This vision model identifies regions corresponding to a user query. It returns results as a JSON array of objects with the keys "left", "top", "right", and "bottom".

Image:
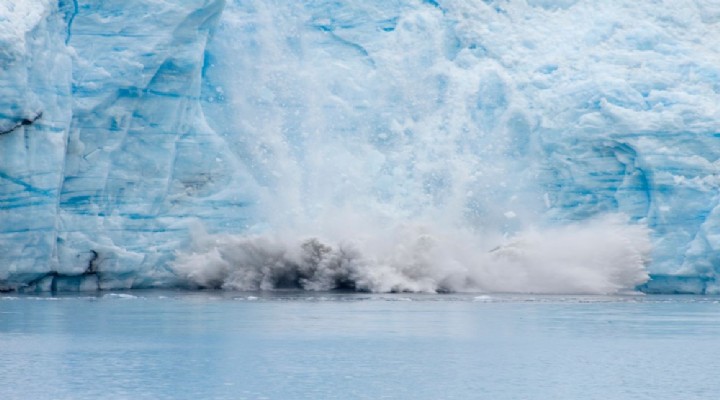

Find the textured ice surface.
[{"left": 1, "top": 0, "right": 719, "bottom": 293}]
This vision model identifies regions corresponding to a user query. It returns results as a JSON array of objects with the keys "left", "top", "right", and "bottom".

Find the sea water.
[{"left": 2, "top": 292, "right": 719, "bottom": 400}]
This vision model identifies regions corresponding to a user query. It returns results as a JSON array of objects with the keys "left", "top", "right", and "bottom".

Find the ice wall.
[
  {"left": 1, "top": 0, "right": 719, "bottom": 293},
  {"left": 0, "top": 0, "right": 72, "bottom": 288},
  {"left": 1, "top": 0, "right": 240, "bottom": 290}
]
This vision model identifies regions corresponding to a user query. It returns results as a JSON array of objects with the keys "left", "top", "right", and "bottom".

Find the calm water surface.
[{"left": 2, "top": 292, "right": 719, "bottom": 399}]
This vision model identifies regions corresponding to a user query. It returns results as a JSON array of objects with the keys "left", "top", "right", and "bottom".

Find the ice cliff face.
[
  {"left": 1, "top": 0, "right": 73, "bottom": 288},
  {"left": 1, "top": 0, "right": 234, "bottom": 290},
  {"left": 1, "top": 0, "right": 720, "bottom": 293}
]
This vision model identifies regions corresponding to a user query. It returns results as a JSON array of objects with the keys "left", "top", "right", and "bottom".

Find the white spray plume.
[{"left": 173, "top": 213, "right": 650, "bottom": 294}]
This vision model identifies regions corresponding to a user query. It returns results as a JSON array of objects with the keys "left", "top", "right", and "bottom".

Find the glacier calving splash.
[{"left": 1, "top": 0, "right": 719, "bottom": 293}]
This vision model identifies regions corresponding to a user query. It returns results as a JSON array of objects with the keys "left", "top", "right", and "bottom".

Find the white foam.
[{"left": 173, "top": 213, "right": 650, "bottom": 294}]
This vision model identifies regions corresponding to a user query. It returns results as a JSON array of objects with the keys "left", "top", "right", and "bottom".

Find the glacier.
[{"left": 1, "top": 0, "right": 719, "bottom": 293}]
